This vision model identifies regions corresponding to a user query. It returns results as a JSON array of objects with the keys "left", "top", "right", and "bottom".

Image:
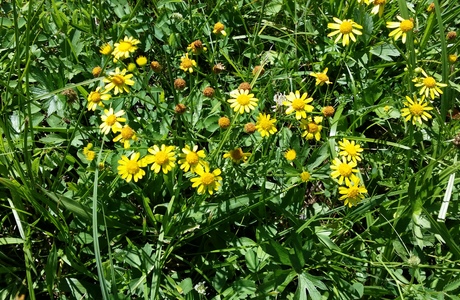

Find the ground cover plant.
[{"left": 1, "top": 0, "right": 460, "bottom": 298}]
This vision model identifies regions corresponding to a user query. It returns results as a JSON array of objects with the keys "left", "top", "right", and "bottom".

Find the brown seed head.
[
  {"left": 322, "top": 106, "right": 335, "bottom": 117},
  {"left": 62, "top": 89, "right": 78, "bottom": 103},
  {"left": 238, "top": 82, "right": 251, "bottom": 91},
  {"left": 150, "top": 61, "right": 162, "bottom": 73},
  {"left": 218, "top": 116, "right": 231, "bottom": 129},
  {"left": 244, "top": 122, "right": 256, "bottom": 134},
  {"left": 453, "top": 133, "right": 460, "bottom": 147},
  {"left": 203, "top": 86, "right": 215, "bottom": 98},
  {"left": 175, "top": 103, "right": 187, "bottom": 114},
  {"left": 174, "top": 78, "right": 187, "bottom": 90},
  {"left": 252, "top": 65, "right": 265, "bottom": 76},
  {"left": 212, "top": 63, "right": 225, "bottom": 74},
  {"left": 447, "top": 31, "right": 457, "bottom": 40}
]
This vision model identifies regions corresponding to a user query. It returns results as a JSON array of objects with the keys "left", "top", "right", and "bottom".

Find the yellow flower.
[
  {"left": 223, "top": 148, "right": 250, "bottom": 164},
  {"left": 127, "top": 63, "right": 137, "bottom": 72},
  {"left": 255, "top": 113, "right": 277, "bottom": 138},
  {"left": 327, "top": 18, "right": 363, "bottom": 46},
  {"left": 87, "top": 87, "right": 111, "bottom": 111},
  {"left": 213, "top": 22, "right": 227, "bottom": 36},
  {"left": 180, "top": 53, "right": 197, "bottom": 73},
  {"left": 99, "top": 108, "right": 126, "bottom": 135},
  {"left": 283, "top": 91, "right": 314, "bottom": 119},
  {"left": 400, "top": 95, "right": 433, "bottom": 125},
  {"left": 412, "top": 69, "right": 448, "bottom": 99},
  {"left": 285, "top": 149, "right": 296, "bottom": 161},
  {"left": 338, "top": 138, "right": 363, "bottom": 163},
  {"left": 103, "top": 68, "right": 135, "bottom": 95},
  {"left": 449, "top": 54, "right": 458, "bottom": 64},
  {"left": 300, "top": 171, "right": 311, "bottom": 182},
  {"left": 371, "top": 0, "right": 386, "bottom": 17},
  {"left": 136, "top": 56, "right": 148, "bottom": 67},
  {"left": 178, "top": 145, "right": 207, "bottom": 173},
  {"left": 112, "top": 36, "right": 141, "bottom": 60},
  {"left": 83, "top": 143, "right": 95, "bottom": 161},
  {"left": 310, "top": 68, "right": 332, "bottom": 86},
  {"left": 301, "top": 116, "right": 323, "bottom": 141},
  {"left": 113, "top": 125, "right": 137, "bottom": 149},
  {"left": 99, "top": 43, "right": 112, "bottom": 55},
  {"left": 330, "top": 157, "right": 359, "bottom": 186},
  {"left": 338, "top": 177, "right": 367, "bottom": 207},
  {"left": 227, "top": 89, "right": 258, "bottom": 114},
  {"left": 190, "top": 165, "right": 222, "bottom": 195},
  {"left": 387, "top": 16, "right": 414, "bottom": 44},
  {"left": 143, "top": 144, "right": 176, "bottom": 174},
  {"left": 358, "top": 0, "right": 370, "bottom": 4},
  {"left": 187, "top": 40, "right": 207, "bottom": 55},
  {"left": 117, "top": 152, "right": 145, "bottom": 183}
]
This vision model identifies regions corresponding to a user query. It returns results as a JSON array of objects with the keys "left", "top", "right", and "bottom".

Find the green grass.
[{"left": 1, "top": 0, "right": 460, "bottom": 299}]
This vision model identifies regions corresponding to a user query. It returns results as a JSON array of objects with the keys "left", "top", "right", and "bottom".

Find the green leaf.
[{"left": 45, "top": 243, "right": 58, "bottom": 295}]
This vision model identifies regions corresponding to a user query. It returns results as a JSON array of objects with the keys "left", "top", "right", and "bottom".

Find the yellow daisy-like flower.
[
  {"left": 371, "top": 0, "right": 386, "bottom": 17},
  {"left": 103, "top": 68, "right": 135, "bottom": 95},
  {"left": 338, "top": 177, "right": 367, "bottom": 208},
  {"left": 99, "top": 108, "right": 126, "bottom": 135},
  {"left": 143, "top": 144, "right": 176, "bottom": 174},
  {"left": 136, "top": 56, "right": 148, "bottom": 67},
  {"left": 300, "top": 171, "right": 311, "bottom": 182},
  {"left": 190, "top": 165, "right": 222, "bottom": 195},
  {"left": 283, "top": 91, "right": 314, "bottom": 119},
  {"left": 112, "top": 36, "right": 141, "bottom": 60},
  {"left": 227, "top": 89, "right": 258, "bottom": 114},
  {"left": 83, "top": 143, "right": 95, "bottom": 161},
  {"left": 285, "top": 149, "right": 297, "bottom": 161},
  {"left": 213, "top": 22, "right": 227, "bottom": 36},
  {"left": 301, "top": 116, "right": 323, "bottom": 141},
  {"left": 400, "top": 95, "right": 433, "bottom": 125},
  {"left": 178, "top": 145, "right": 207, "bottom": 173},
  {"left": 113, "top": 125, "right": 137, "bottom": 149},
  {"left": 330, "top": 157, "right": 359, "bottom": 186},
  {"left": 255, "top": 113, "right": 277, "bottom": 138},
  {"left": 117, "top": 152, "right": 145, "bottom": 183},
  {"left": 412, "top": 69, "right": 448, "bottom": 99},
  {"left": 180, "top": 53, "right": 197, "bottom": 73},
  {"left": 310, "top": 68, "right": 332, "bottom": 86},
  {"left": 223, "top": 148, "right": 250, "bottom": 164},
  {"left": 338, "top": 138, "right": 364, "bottom": 163},
  {"left": 87, "top": 87, "right": 111, "bottom": 111},
  {"left": 386, "top": 16, "right": 414, "bottom": 44},
  {"left": 327, "top": 18, "right": 363, "bottom": 46},
  {"left": 99, "top": 43, "right": 112, "bottom": 55}
]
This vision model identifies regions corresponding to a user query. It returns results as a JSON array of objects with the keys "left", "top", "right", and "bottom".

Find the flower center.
[
  {"left": 259, "top": 119, "right": 272, "bottom": 130},
  {"left": 409, "top": 103, "right": 424, "bottom": 116},
  {"left": 105, "top": 115, "right": 117, "bottom": 126},
  {"left": 201, "top": 173, "right": 215, "bottom": 185},
  {"left": 181, "top": 58, "right": 194, "bottom": 68},
  {"left": 126, "top": 160, "right": 140, "bottom": 174},
  {"left": 400, "top": 20, "right": 414, "bottom": 32},
  {"left": 374, "top": 0, "right": 385, "bottom": 4},
  {"left": 347, "top": 187, "right": 360, "bottom": 198},
  {"left": 345, "top": 144, "right": 357, "bottom": 155},
  {"left": 338, "top": 163, "right": 352, "bottom": 177},
  {"left": 423, "top": 77, "right": 436, "bottom": 88},
  {"left": 308, "top": 123, "right": 318, "bottom": 133},
  {"left": 292, "top": 99, "right": 305, "bottom": 111},
  {"left": 155, "top": 152, "right": 169, "bottom": 165},
  {"left": 118, "top": 41, "right": 133, "bottom": 52},
  {"left": 339, "top": 21, "right": 353, "bottom": 34},
  {"left": 300, "top": 171, "right": 310, "bottom": 182},
  {"left": 90, "top": 92, "right": 101, "bottom": 102},
  {"left": 237, "top": 94, "right": 251, "bottom": 106},
  {"left": 112, "top": 75, "right": 125, "bottom": 85},
  {"left": 317, "top": 73, "right": 329, "bottom": 82},
  {"left": 230, "top": 149, "right": 244, "bottom": 160},
  {"left": 186, "top": 152, "right": 199, "bottom": 165},
  {"left": 121, "top": 126, "right": 134, "bottom": 139}
]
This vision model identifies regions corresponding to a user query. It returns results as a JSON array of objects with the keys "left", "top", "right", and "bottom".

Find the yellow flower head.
[
  {"left": 83, "top": 143, "right": 95, "bottom": 161},
  {"left": 327, "top": 18, "right": 363, "bottom": 46},
  {"left": 178, "top": 145, "right": 207, "bottom": 173},
  {"left": 87, "top": 87, "right": 111, "bottom": 111},
  {"left": 227, "top": 89, "right": 258, "bottom": 114},
  {"left": 190, "top": 165, "right": 222, "bottom": 195},
  {"left": 330, "top": 157, "right": 359, "bottom": 186},
  {"left": 142, "top": 144, "right": 176, "bottom": 174},
  {"left": 400, "top": 95, "right": 433, "bottom": 125},
  {"left": 103, "top": 68, "right": 135, "bottom": 95},
  {"left": 387, "top": 16, "right": 414, "bottom": 44},
  {"left": 285, "top": 149, "right": 297, "bottom": 161},
  {"left": 300, "top": 171, "right": 311, "bottom": 182},
  {"left": 113, "top": 125, "right": 137, "bottom": 149},
  {"left": 255, "top": 113, "right": 277, "bottom": 138},
  {"left": 117, "top": 152, "right": 145, "bottom": 183},
  {"left": 338, "top": 138, "right": 363, "bottom": 163},
  {"left": 283, "top": 91, "right": 314, "bottom": 119},
  {"left": 112, "top": 36, "right": 141, "bottom": 60},
  {"left": 301, "top": 116, "right": 323, "bottom": 141},
  {"left": 99, "top": 43, "right": 112, "bottom": 55},
  {"left": 310, "top": 68, "right": 332, "bottom": 86},
  {"left": 187, "top": 40, "right": 207, "bottom": 55},
  {"left": 180, "top": 53, "right": 197, "bottom": 73},
  {"left": 136, "top": 56, "right": 148, "bottom": 67},
  {"left": 213, "top": 22, "right": 227, "bottom": 36},
  {"left": 223, "top": 148, "right": 250, "bottom": 164},
  {"left": 449, "top": 54, "right": 458, "bottom": 64},
  {"left": 412, "top": 69, "right": 448, "bottom": 99},
  {"left": 99, "top": 108, "right": 126, "bottom": 135},
  {"left": 338, "top": 177, "right": 367, "bottom": 207},
  {"left": 371, "top": 0, "right": 386, "bottom": 17},
  {"left": 357, "top": 0, "right": 370, "bottom": 4}
]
